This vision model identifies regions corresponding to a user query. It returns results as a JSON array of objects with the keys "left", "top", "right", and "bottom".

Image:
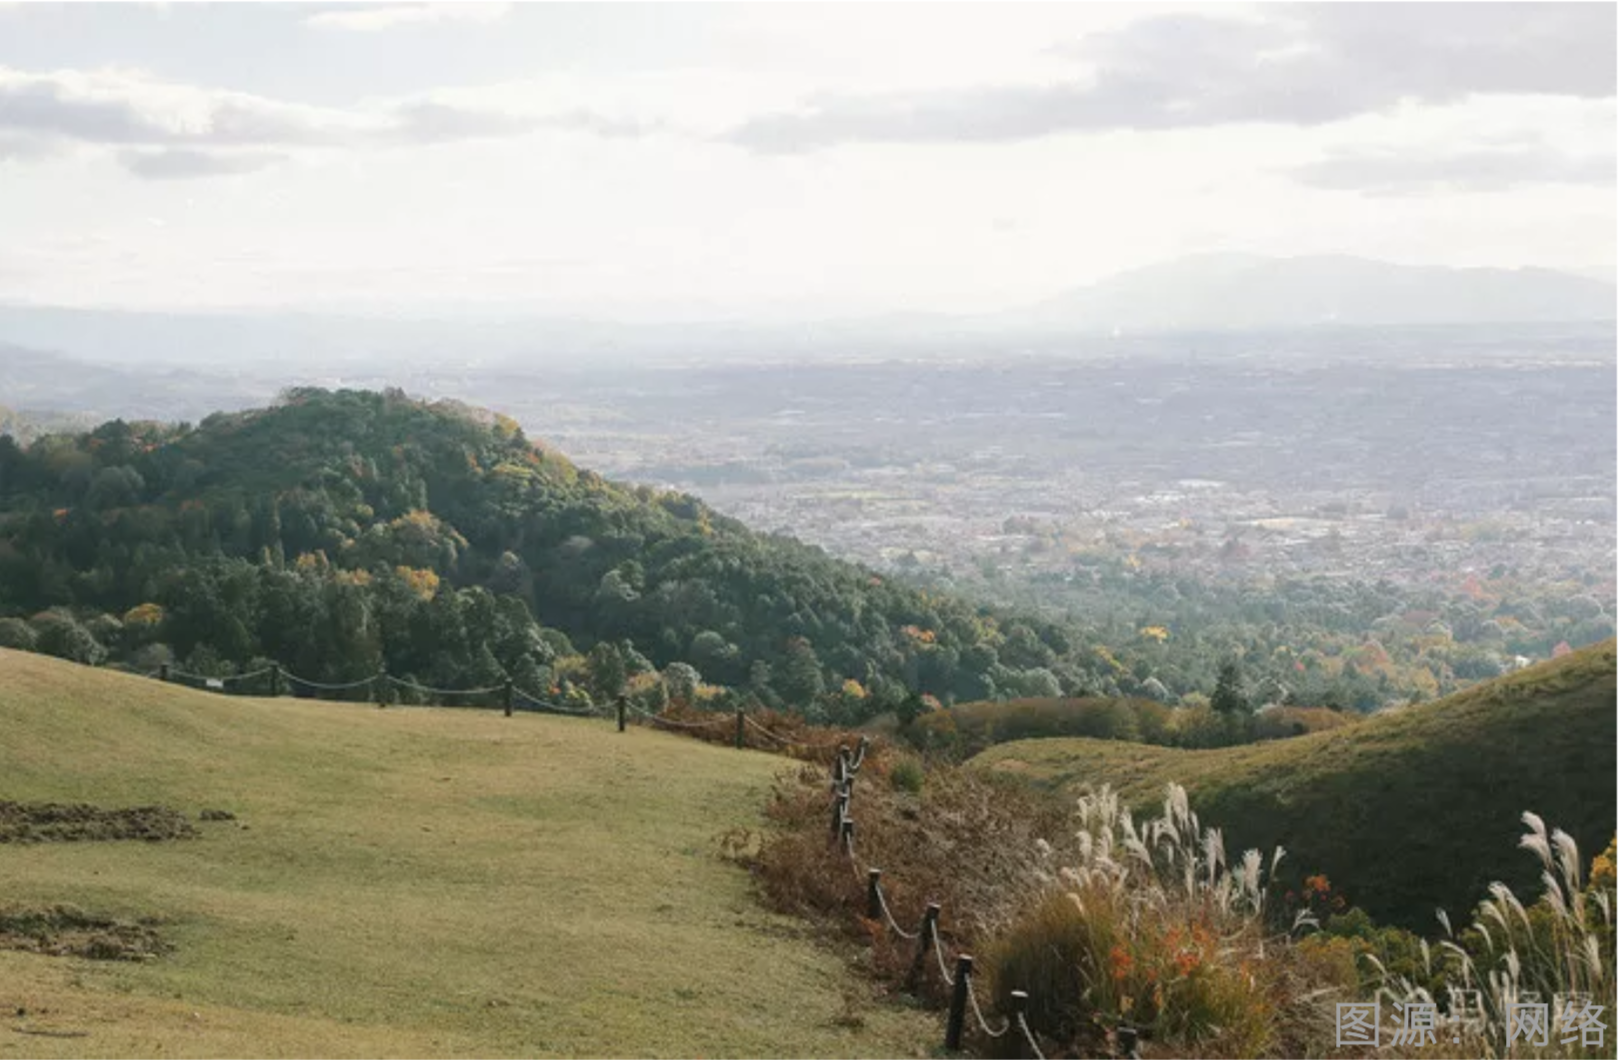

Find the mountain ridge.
[
  {"left": 1007, "top": 253, "right": 1616, "bottom": 332},
  {"left": 0, "top": 256, "right": 1611, "bottom": 369}
]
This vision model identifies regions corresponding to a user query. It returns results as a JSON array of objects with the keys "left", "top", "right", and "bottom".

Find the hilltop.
[
  {"left": 0, "top": 648, "right": 934, "bottom": 1057},
  {"left": 0, "top": 387, "right": 1092, "bottom": 722},
  {"left": 976, "top": 640, "right": 1617, "bottom": 930}
]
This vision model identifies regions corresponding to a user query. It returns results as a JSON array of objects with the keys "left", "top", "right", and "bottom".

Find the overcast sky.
[{"left": 0, "top": 1, "right": 1612, "bottom": 318}]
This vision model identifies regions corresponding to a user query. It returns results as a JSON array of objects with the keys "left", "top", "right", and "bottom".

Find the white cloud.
[
  {"left": 304, "top": 3, "right": 510, "bottom": 33},
  {"left": 0, "top": 3, "right": 1610, "bottom": 314},
  {"left": 726, "top": 4, "right": 1616, "bottom": 152},
  {"left": 1290, "top": 144, "right": 1615, "bottom": 196},
  {"left": 0, "top": 65, "right": 660, "bottom": 166},
  {"left": 119, "top": 147, "right": 285, "bottom": 180}
]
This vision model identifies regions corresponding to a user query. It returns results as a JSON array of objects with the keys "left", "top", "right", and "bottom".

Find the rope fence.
[
  {"left": 836, "top": 741, "right": 1049, "bottom": 1060},
  {"left": 147, "top": 658, "right": 817, "bottom": 735},
  {"left": 146, "top": 660, "right": 604, "bottom": 719}
]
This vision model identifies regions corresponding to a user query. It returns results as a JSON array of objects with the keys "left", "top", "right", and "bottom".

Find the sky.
[{"left": 0, "top": 1, "right": 1613, "bottom": 319}]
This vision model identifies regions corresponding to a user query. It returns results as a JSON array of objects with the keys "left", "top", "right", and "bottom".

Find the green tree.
[
  {"left": 1211, "top": 660, "right": 1250, "bottom": 716},
  {"left": 775, "top": 637, "right": 825, "bottom": 709},
  {"left": 30, "top": 610, "right": 106, "bottom": 666},
  {"left": 587, "top": 640, "right": 627, "bottom": 700},
  {"left": 663, "top": 661, "right": 701, "bottom": 704},
  {"left": 896, "top": 690, "right": 928, "bottom": 728},
  {"left": 467, "top": 643, "right": 507, "bottom": 692},
  {"left": 0, "top": 617, "right": 38, "bottom": 651}
]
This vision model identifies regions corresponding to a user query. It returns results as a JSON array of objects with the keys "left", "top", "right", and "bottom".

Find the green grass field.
[
  {"left": 976, "top": 640, "right": 1617, "bottom": 930},
  {"left": 0, "top": 649, "right": 934, "bottom": 1058}
]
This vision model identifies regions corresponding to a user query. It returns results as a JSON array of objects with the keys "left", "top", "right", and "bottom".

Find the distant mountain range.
[
  {"left": 0, "top": 254, "right": 1611, "bottom": 373},
  {"left": 1002, "top": 253, "right": 1616, "bottom": 333}
]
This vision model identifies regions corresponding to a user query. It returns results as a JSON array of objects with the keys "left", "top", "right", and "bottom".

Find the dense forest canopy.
[
  {"left": 0, "top": 389, "right": 1081, "bottom": 719},
  {"left": 0, "top": 388, "right": 1608, "bottom": 724}
]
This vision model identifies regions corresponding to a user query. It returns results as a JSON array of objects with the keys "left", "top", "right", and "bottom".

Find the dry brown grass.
[{"left": 737, "top": 747, "right": 1084, "bottom": 1060}]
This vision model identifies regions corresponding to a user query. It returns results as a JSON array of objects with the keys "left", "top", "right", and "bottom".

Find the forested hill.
[{"left": 0, "top": 387, "right": 1092, "bottom": 721}]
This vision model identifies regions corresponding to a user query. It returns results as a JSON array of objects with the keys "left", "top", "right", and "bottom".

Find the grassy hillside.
[
  {"left": 976, "top": 640, "right": 1616, "bottom": 930},
  {"left": 0, "top": 648, "right": 934, "bottom": 1058}
]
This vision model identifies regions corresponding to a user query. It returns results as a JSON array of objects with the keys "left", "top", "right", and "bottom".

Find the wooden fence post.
[
  {"left": 269, "top": 664, "right": 281, "bottom": 697},
  {"left": 945, "top": 954, "right": 973, "bottom": 1051},
  {"left": 375, "top": 666, "right": 389, "bottom": 708},
  {"left": 1117, "top": 1024, "right": 1140, "bottom": 1060},
  {"left": 503, "top": 679, "right": 514, "bottom": 717},
  {"left": 159, "top": 662, "right": 170, "bottom": 682},
  {"left": 908, "top": 903, "right": 941, "bottom": 989},
  {"left": 616, "top": 695, "right": 627, "bottom": 733},
  {"left": 831, "top": 791, "right": 849, "bottom": 837},
  {"left": 1009, "top": 991, "right": 1031, "bottom": 1059},
  {"left": 840, "top": 817, "right": 855, "bottom": 856},
  {"left": 866, "top": 868, "right": 883, "bottom": 920},
  {"left": 734, "top": 706, "right": 745, "bottom": 749}
]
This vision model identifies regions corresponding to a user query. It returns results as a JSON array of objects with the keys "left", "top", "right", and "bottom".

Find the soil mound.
[
  {"left": 0, "top": 905, "right": 170, "bottom": 961},
  {"left": 0, "top": 801, "right": 197, "bottom": 843}
]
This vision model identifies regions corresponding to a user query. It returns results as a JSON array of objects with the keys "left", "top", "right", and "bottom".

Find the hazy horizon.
[{"left": 1, "top": 2, "right": 1614, "bottom": 320}]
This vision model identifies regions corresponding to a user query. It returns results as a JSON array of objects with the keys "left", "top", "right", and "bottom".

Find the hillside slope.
[
  {"left": 0, "top": 649, "right": 934, "bottom": 1058},
  {"left": 976, "top": 640, "right": 1616, "bottom": 930},
  {"left": 0, "top": 387, "right": 1087, "bottom": 721}
]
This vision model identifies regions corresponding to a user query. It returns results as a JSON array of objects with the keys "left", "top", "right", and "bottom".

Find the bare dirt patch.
[
  {"left": 0, "top": 906, "right": 170, "bottom": 961},
  {"left": 0, "top": 801, "right": 197, "bottom": 843}
]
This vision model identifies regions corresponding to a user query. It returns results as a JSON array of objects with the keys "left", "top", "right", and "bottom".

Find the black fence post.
[
  {"left": 840, "top": 817, "right": 855, "bottom": 856},
  {"left": 616, "top": 695, "right": 627, "bottom": 732},
  {"left": 1117, "top": 1024, "right": 1140, "bottom": 1060},
  {"left": 945, "top": 954, "right": 973, "bottom": 1051},
  {"left": 908, "top": 903, "right": 941, "bottom": 989},
  {"left": 375, "top": 666, "right": 389, "bottom": 709},
  {"left": 734, "top": 706, "right": 745, "bottom": 749},
  {"left": 831, "top": 791, "right": 849, "bottom": 837},
  {"left": 1009, "top": 991, "right": 1031, "bottom": 1059},
  {"left": 866, "top": 868, "right": 883, "bottom": 920},
  {"left": 503, "top": 679, "right": 514, "bottom": 717},
  {"left": 159, "top": 662, "right": 170, "bottom": 682},
  {"left": 269, "top": 664, "right": 281, "bottom": 697}
]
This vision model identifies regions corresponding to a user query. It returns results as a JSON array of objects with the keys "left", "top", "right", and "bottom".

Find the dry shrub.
[
  {"left": 747, "top": 755, "right": 1072, "bottom": 1002},
  {"left": 979, "top": 784, "right": 1339, "bottom": 1058}
]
